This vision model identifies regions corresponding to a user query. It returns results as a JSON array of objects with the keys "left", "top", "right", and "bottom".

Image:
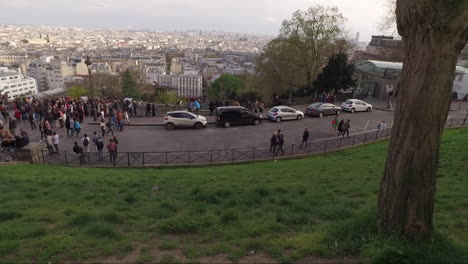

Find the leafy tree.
[
  {"left": 378, "top": 0, "right": 468, "bottom": 241},
  {"left": 313, "top": 52, "right": 356, "bottom": 94},
  {"left": 156, "top": 91, "right": 178, "bottom": 104},
  {"left": 68, "top": 85, "right": 87, "bottom": 99},
  {"left": 93, "top": 73, "right": 121, "bottom": 97},
  {"left": 121, "top": 70, "right": 141, "bottom": 99},
  {"left": 208, "top": 74, "right": 243, "bottom": 102}
]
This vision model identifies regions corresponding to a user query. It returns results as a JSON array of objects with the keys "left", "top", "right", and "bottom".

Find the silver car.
[
  {"left": 341, "top": 99, "right": 373, "bottom": 113},
  {"left": 267, "top": 106, "right": 304, "bottom": 122}
]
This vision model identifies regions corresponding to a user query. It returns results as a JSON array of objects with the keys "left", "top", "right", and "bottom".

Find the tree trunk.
[{"left": 378, "top": 0, "right": 468, "bottom": 241}]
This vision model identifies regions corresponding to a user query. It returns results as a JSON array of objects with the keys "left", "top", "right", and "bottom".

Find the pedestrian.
[
  {"left": 39, "top": 121, "right": 46, "bottom": 140},
  {"left": 93, "top": 131, "right": 99, "bottom": 151},
  {"left": 73, "top": 141, "right": 85, "bottom": 165},
  {"left": 81, "top": 133, "right": 90, "bottom": 153},
  {"left": 74, "top": 119, "right": 81, "bottom": 137},
  {"left": 299, "top": 128, "right": 309, "bottom": 149},
  {"left": 151, "top": 103, "right": 156, "bottom": 117},
  {"left": 378, "top": 121, "right": 387, "bottom": 137},
  {"left": 146, "top": 102, "right": 151, "bottom": 117},
  {"left": 259, "top": 101, "right": 264, "bottom": 114},
  {"left": 69, "top": 118, "right": 75, "bottom": 136},
  {"left": 96, "top": 136, "right": 104, "bottom": 160},
  {"left": 46, "top": 131, "right": 54, "bottom": 154},
  {"left": 107, "top": 139, "right": 117, "bottom": 163},
  {"left": 331, "top": 115, "right": 339, "bottom": 132},
  {"left": 209, "top": 101, "right": 215, "bottom": 116},
  {"left": 337, "top": 119, "right": 345, "bottom": 136},
  {"left": 124, "top": 111, "right": 130, "bottom": 125},
  {"left": 52, "top": 131, "right": 59, "bottom": 153},
  {"left": 106, "top": 117, "right": 115, "bottom": 136},
  {"left": 194, "top": 100, "right": 201, "bottom": 115},
  {"left": 112, "top": 136, "right": 119, "bottom": 152},
  {"left": 29, "top": 112, "right": 36, "bottom": 130},
  {"left": 100, "top": 119, "right": 106, "bottom": 137},
  {"left": 274, "top": 130, "right": 285, "bottom": 156},
  {"left": 342, "top": 120, "right": 350, "bottom": 138},
  {"left": 269, "top": 131, "right": 277, "bottom": 153}
]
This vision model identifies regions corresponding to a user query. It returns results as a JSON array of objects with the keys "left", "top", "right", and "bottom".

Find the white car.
[
  {"left": 341, "top": 99, "right": 373, "bottom": 113},
  {"left": 164, "top": 111, "right": 208, "bottom": 130},
  {"left": 267, "top": 106, "right": 304, "bottom": 122}
]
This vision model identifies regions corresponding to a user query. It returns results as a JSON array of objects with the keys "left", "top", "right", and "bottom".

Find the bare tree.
[{"left": 378, "top": 0, "right": 468, "bottom": 240}]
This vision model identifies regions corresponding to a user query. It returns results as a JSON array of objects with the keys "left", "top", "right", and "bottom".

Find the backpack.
[{"left": 83, "top": 137, "right": 89, "bottom": 146}]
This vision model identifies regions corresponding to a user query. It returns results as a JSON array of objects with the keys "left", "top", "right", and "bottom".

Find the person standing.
[
  {"left": 96, "top": 136, "right": 104, "bottom": 160},
  {"left": 100, "top": 119, "right": 106, "bottom": 137},
  {"left": 209, "top": 101, "right": 215, "bottom": 116},
  {"left": 106, "top": 117, "right": 115, "bottom": 136},
  {"left": 146, "top": 103, "right": 151, "bottom": 117},
  {"left": 299, "top": 128, "right": 309, "bottom": 149},
  {"left": 124, "top": 110, "right": 130, "bottom": 125},
  {"left": 52, "top": 131, "right": 59, "bottom": 153},
  {"left": 194, "top": 100, "right": 201, "bottom": 115},
  {"left": 342, "top": 120, "right": 351, "bottom": 138},
  {"left": 29, "top": 112, "right": 36, "bottom": 130},
  {"left": 259, "top": 101, "right": 264, "bottom": 115},
  {"left": 107, "top": 139, "right": 117, "bottom": 163},
  {"left": 73, "top": 141, "right": 85, "bottom": 165},
  {"left": 39, "top": 121, "right": 46, "bottom": 140},
  {"left": 269, "top": 131, "right": 277, "bottom": 153},
  {"left": 69, "top": 118, "right": 75, "bottom": 137},
  {"left": 274, "top": 130, "right": 285, "bottom": 156},
  {"left": 81, "top": 134, "right": 90, "bottom": 153},
  {"left": 377, "top": 121, "right": 387, "bottom": 137},
  {"left": 151, "top": 103, "right": 156, "bottom": 117}
]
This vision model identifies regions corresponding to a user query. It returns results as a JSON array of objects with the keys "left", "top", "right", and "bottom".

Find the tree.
[
  {"left": 208, "top": 74, "right": 243, "bottom": 102},
  {"left": 68, "top": 85, "right": 87, "bottom": 99},
  {"left": 93, "top": 73, "right": 121, "bottom": 97},
  {"left": 121, "top": 70, "right": 141, "bottom": 99},
  {"left": 279, "top": 6, "right": 348, "bottom": 91},
  {"left": 377, "top": 0, "right": 468, "bottom": 241},
  {"left": 313, "top": 52, "right": 356, "bottom": 94},
  {"left": 156, "top": 91, "right": 178, "bottom": 104}
]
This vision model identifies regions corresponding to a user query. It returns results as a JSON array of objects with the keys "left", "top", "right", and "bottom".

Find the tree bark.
[{"left": 378, "top": 0, "right": 468, "bottom": 241}]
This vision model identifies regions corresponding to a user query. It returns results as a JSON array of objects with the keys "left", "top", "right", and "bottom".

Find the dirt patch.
[
  {"left": 297, "top": 255, "right": 360, "bottom": 264},
  {"left": 89, "top": 246, "right": 142, "bottom": 264},
  {"left": 237, "top": 253, "right": 278, "bottom": 264},
  {"left": 198, "top": 254, "right": 232, "bottom": 263},
  {"left": 151, "top": 248, "right": 187, "bottom": 263}
]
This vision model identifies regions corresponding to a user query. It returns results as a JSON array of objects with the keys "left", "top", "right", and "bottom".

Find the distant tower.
[
  {"left": 39, "top": 33, "right": 42, "bottom": 39},
  {"left": 46, "top": 34, "right": 50, "bottom": 42},
  {"left": 355, "top": 32, "right": 360, "bottom": 44}
]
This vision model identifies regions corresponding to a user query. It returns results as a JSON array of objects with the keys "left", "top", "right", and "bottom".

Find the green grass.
[{"left": 0, "top": 128, "right": 467, "bottom": 263}]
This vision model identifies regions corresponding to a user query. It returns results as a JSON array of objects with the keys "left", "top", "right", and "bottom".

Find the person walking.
[
  {"left": 124, "top": 110, "right": 130, "bottom": 125},
  {"left": 96, "top": 136, "right": 104, "bottom": 161},
  {"left": 151, "top": 103, "right": 156, "bottom": 117},
  {"left": 337, "top": 119, "right": 345, "bottom": 136},
  {"left": 194, "top": 100, "right": 201, "bottom": 115},
  {"left": 100, "top": 119, "right": 106, "bottom": 137},
  {"left": 81, "top": 134, "right": 90, "bottom": 154},
  {"left": 299, "top": 128, "right": 309, "bottom": 149},
  {"left": 274, "top": 130, "right": 285, "bottom": 156},
  {"left": 73, "top": 141, "right": 85, "bottom": 165},
  {"left": 107, "top": 139, "right": 117, "bottom": 163},
  {"left": 209, "top": 101, "right": 215, "bottom": 116},
  {"left": 29, "top": 112, "right": 36, "bottom": 130},
  {"left": 39, "top": 121, "right": 46, "bottom": 140},
  {"left": 46, "top": 131, "right": 54, "bottom": 155},
  {"left": 74, "top": 119, "right": 81, "bottom": 137},
  {"left": 331, "top": 115, "right": 339, "bottom": 133},
  {"left": 69, "top": 118, "right": 75, "bottom": 137},
  {"left": 145, "top": 103, "right": 151, "bottom": 117},
  {"left": 342, "top": 120, "right": 351, "bottom": 138},
  {"left": 106, "top": 117, "right": 115, "bottom": 136},
  {"left": 377, "top": 121, "right": 387, "bottom": 137},
  {"left": 52, "top": 131, "right": 59, "bottom": 153},
  {"left": 269, "top": 131, "right": 277, "bottom": 153}
]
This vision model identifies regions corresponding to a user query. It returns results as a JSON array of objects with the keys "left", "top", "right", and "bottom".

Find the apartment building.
[{"left": 0, "top": 67, "right": 37, "bottom": 99}]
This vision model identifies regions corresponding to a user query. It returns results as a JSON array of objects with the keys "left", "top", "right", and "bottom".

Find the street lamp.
[{"left": 84, "top": 56, "right": 97, "bottom": 121}]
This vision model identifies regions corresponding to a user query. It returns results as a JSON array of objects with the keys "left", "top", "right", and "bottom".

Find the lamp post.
[{"left": 84, "top": 56, "right": 97, "bottom": 121}]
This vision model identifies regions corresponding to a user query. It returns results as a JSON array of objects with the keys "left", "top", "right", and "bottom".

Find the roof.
[
  {"left": 0, "top": 71, "right": 19, "bottom": 77},
  {"left": 167, "top": 110, "right": 194, "bottom": 114},
  {"left": 355, "top": 60, "right": 468, "bottom": 78}
]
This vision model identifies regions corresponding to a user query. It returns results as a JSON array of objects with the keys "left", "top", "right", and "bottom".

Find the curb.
[{"left": 86, "top": 117, "right": 271, "bottom": 127}]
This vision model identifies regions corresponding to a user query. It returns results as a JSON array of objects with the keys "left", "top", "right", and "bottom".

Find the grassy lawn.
[{"left": 0, "top": 128, "right": 467, "bottom": 263}]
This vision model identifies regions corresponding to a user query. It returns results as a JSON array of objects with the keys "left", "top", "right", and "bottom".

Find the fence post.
[
  {"left": 41, "top": 150, "right": 45, "bottom": 164},
  {"left": 189, "top": 152, "right": 191, "bottom": 164},
  {"left": 323, "top": 140, "right": 327, "bottom": 152},
  {"left": 291, "top": 144, "right": 295, "bottom": 155},
  {"left": 232, "top": 149, "right": 235, "bottom": 161},
  {"left": 210, "top": 151, "right": 213, "bottom": 163},
  {"left": 308, "top": 142, "right": 312, "bottom": 153},
  {"left": 352, "top": 135, "right": 356, "bottom": 146},
  {"left": 363, "top": 132, "right": 368, "bottom": 143},
  {"left": 165, "top": 152, "right": 168, "bottom": 164},
  {"left": 142, "top": 152, "right": 145, "bottom": 166},
  {"left": 375, "top": 131, "right": 379, "bottom": 140},
  {"left": 463, "top": 112, "right": 468, "bottom": 127},
  {"left": 386, "top": 128, "right": 390, "bottom": 137},
  {"left": 127, "top": 153, "right": 130, "bottom": 167},
  {"left": 64, "top": 152, "right": 68, "bottom": 164},
  {"left": 450, "top": 119, "right": 454, "bottom": 127},
  {"left": 252, "top": 147, "right": 256, "bottom": 160}
]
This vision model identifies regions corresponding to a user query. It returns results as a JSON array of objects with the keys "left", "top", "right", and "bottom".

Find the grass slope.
[{"left": 0, "top": 129, "right": 467, "bottom": 263}]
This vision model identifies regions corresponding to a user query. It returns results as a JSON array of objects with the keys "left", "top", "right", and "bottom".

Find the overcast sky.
[{"left": 0, "top": 0, "right": 390, "bottom": 41}]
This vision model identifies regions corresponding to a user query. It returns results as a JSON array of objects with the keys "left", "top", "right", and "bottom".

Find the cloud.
[{"left": 263, "top": 16, "right": 280, "bottom": 24}]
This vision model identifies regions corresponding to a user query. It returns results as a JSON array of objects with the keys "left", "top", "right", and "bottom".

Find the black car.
[
  {"left": 305, "top": 103, "right": 341, "bottom": 118},
  {"left": 216, "top": 106, "right": 262, "bottom": 128}
]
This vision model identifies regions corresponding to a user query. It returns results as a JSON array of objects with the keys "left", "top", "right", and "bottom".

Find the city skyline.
[{"left": 1, "top": 0, "right": 390, "bottom": 41}]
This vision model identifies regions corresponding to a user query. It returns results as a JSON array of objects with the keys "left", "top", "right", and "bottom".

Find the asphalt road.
[{"left": 13, "top": 109, "right": 397, "bottom": 152}]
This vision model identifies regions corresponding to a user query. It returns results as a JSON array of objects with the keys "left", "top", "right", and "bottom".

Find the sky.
[{"left": 0, "top": 0, "right": 391, "bottom": 42}]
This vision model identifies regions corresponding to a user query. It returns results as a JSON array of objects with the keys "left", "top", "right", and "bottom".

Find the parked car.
[
  {"left": 341, "top": 99, "right": 373, "bottom": 113},
  {"left": 216, "top": 106, "right": 262, "bottom": 128},
  {"left": 305, "top": 103, "right": 341, "bottom": 118},
  {"left": 164, "top": 111, "right": 207, "bottom": 130},
  {"left": 267, "top": 106, "right": 304, "bottom": 122}
]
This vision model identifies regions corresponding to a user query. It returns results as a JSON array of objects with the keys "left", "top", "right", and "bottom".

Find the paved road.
[{"left": 13, "top": 109, "right": 396, "bottom": 152}]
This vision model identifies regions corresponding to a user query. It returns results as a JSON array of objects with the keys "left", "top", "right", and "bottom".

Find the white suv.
[{"left": 164, "top": 111, "right": 208, "bottom": 130}]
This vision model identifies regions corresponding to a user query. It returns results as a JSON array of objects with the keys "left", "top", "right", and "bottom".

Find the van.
[{"left": 215, "top": 106, "right": 262, "bottom": 128}]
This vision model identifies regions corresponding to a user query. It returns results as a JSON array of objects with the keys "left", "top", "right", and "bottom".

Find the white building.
[
  {"left": 0, "top": 67, "right": 38, "bottom": 100},
  {"left": 149, "top": 74, "right": 203, "bottom": 98},
  {"left": 27, "top": 60, "right": 73, "bottom": 91}
]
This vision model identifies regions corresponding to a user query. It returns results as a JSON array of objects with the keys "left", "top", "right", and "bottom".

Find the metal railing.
[{"left": 33, "top": 117, "right": 467, "bottom": 167}]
